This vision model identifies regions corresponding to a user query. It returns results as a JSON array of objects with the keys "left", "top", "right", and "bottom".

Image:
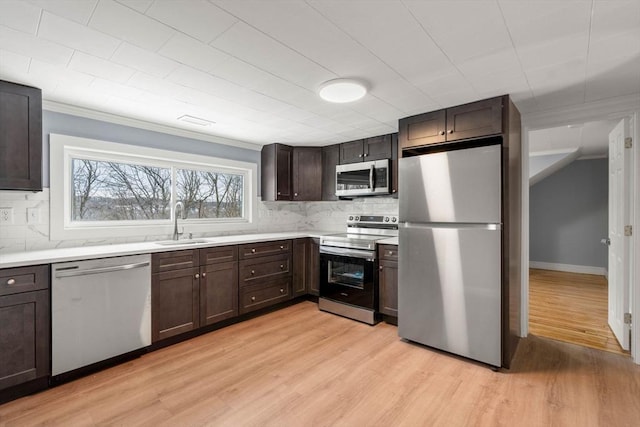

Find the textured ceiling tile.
[
  {"left": 111, "top": 42, "right": 180, "bottom": 78},
  {"left": 0, "top": 25, "right": 73, "bottom": 66},
  {"left": 158, "top": 33, "right": 231, "bottom": 73},
  {"left": 115, "top": 0, "right": 154, "bottom": 14},
  {"left": 39, "top": 11, "right": 120, "bottom": 58},
  {"left": 89, "top": 0, "right": 175, "bottom": 50},
  {"left": 146, "top": 0, "right": 237, "bottom": 44},
  {"left": 68, "top": 51, "right": 136, "bottom": 83},
  {"left": 28, "top": 0, "right": 99, "bottom": 25},
  {"left": 211, "top": 21, "right": 335, "bottom": 88},
  {"left": 0, "top": 0, "right": 41, "bottom": 34},
  {"left": 0, "top": 49, "right": 31, "bottom": 79}
]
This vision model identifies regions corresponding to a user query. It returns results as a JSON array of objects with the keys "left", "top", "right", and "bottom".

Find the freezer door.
[
  {"left": 399, "top": 144, "right": 501, "bottom": 223},
  {"left": 398, "top": 223, "right": 502, "bottom": 367}
]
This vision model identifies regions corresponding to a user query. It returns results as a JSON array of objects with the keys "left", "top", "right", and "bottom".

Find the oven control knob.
[
  {"left": 392, "top": 217, "right": 397, "bottom": 222},
  {"left": 384, "top": 216, "right": 389, "bottom": 222},
  {"left": 349, "top": 216, "right": 354, "bottom": 221}
]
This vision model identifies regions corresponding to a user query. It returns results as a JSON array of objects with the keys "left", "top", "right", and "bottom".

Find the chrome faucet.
[{"left": 172, "top": 201, "right": 186, "bottom": 240}]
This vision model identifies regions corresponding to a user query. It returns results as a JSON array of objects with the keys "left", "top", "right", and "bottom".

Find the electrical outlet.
[
  {"left": 0, "top": 208, "right": 14, "bottom": 224},
  {"left": 27, "top": 207, "right": 40, "bottom": 224}
]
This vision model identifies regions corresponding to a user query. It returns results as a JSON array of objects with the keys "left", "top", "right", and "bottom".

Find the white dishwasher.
[{"left": 52, "top": 254, "right": 152, "bottom": 376}]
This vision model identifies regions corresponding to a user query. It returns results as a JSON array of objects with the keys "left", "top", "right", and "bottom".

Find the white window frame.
[{"left": 50, "top": 133, "right": 258, "bottom": 241}]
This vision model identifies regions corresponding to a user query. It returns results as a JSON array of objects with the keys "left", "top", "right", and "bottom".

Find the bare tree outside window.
[
  {"left": 176, "top": 168, "right": 243, "bottom": 219},
  {"left": 71, "top": 159, "right": 243, "bottom": 222},
  {"left": 71, "top": 159, "right": 171, "bottom": 221}
]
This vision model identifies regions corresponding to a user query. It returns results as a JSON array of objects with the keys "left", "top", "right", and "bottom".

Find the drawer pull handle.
[
  {"left": 251, "top": 296, "right": 256, "bottom": 302},
  {"left": 251, "top": 270, "right": 255, "bottom": 275},
  {"left": 280, "top": 288, "right": 284, "bottom": 293},
  {"left": 202, "top": 272, "right": 206, "bottom": 277},
  {"left": 6, "top": 278, "right": 16, "bottom": 286},
  {"left": 251, "top": 248, "right": 256, "bottom": 253},
  {"left": 195, "top": 273, "right": 200, "bottom": 279},
  {"left": 280, "top": 245, "right": 284, "bottom": 249},
  {"left": 280, "top": 264, "right": 284, "bottom": 269},
  {"left": 388, "top": 251, "right": 394, "bottom": 256}
]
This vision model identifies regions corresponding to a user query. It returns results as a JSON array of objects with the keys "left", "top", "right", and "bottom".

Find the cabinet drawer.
[
  {"left": 200, "top": 245, "right": 238, "bottom": 265},
  {"left": 152, "top": 249, "right": 199, "bottom": 273},
  {"left": 239, "top": 240, "right": 291, "bottom": 259},
  {"left": 239, "top": 278, "right": 291, "bottom": 314},
  {"left": 0, "top": 265, "right": 49, "bottom": 296},
  {"left": 378, "top": 245, "right": 398, "bottom": 261},
  {"left": 239, "top": 254, "right": 291, "bottom": 285}
]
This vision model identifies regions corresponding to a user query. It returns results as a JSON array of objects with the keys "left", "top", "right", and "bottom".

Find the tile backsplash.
[{"left": 0, "top": 189, "right": 398, "bottom": 254}]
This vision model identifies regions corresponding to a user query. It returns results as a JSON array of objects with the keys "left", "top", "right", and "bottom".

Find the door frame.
[{"left": 520, "top": 94, "right": 640, "bottom": 363}]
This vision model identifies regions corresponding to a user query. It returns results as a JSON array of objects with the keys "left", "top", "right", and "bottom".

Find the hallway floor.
[{"left": 529, "top": 268, "right": 627, "bottom": 355}]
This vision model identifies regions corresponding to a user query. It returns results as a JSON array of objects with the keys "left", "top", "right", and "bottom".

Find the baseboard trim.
[{"left": 530, "top": 261, "right": 607, "bottom": 276}]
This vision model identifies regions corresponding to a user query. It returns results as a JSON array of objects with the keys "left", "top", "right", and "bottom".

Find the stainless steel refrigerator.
[{"left": 398, "top": 143, "right": 503, "bottom": 367}]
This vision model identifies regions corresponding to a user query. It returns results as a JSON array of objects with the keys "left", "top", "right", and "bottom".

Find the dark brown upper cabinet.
[
  {"left": 321, "top": 144, "right": 339, "bottom": 201},
  {"left": 292, "top": 147, "right": 321, "bottom": 201},
  {"left": 261, "top": 144, "right": 321, "bottom": 201},
  {"left": 339, "top": 135, "right": 393, "bottom": 164},
  {"left": 0, "top": 80, "right": 42, "bottom": 191},
  {"left": 399, "top": 96, "right": 504, "bottom": 150},
  {"left": 261, "top": 143, "right": 293, "bottom": 201}
]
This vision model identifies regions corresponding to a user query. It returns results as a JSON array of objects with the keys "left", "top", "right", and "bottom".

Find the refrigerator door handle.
[{"left": 399, "top": 222, "right": 502, "bottom": 231}]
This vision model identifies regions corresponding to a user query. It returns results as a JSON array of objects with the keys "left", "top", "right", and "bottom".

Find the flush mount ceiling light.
[
  {"left": 177, "top": 115, "right": 215, "bottom": 126},
  {"left": 318, "top": 78, "right": 367, "bottom": 103}
]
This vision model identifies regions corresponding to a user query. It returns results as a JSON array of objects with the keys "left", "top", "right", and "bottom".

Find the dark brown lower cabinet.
[
  {"left": 293, "top": 238, "right": 320, "bottom": 297},
  {"left": 378, "top": 245, "right": 398, "bottom": 318},
  {"left": 239, "top": 241, "right": 292, "bottom": 314},
  {"left": 0, "top": 265, "right": 50, "bottom": 392},
  {"left": 152, "top": 267, "right": 200, "bottom": 342},
  {"left": 239, "top": 277, "right": 291, "bottom": 314},
  {"left": 200, "top": 261, "right": 238, "bottom": 326}
]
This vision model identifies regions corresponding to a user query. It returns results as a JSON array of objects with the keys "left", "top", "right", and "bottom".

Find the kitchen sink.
[{"left": 154, "top": 239, "right": 209, "bottom": 246}]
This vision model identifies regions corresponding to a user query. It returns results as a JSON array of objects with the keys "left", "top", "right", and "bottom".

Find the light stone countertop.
[
  {"left": 0, "top": 230, "right": 339, "bottom": 269},
  {"left": 377, "top": 237, "right": 398, "bottom": 245}
]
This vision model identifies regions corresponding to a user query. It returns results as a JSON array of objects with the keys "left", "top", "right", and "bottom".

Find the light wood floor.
[
  {"left": 2, "top": 301, "right": 640, "bottom": 426},
  {"left": 529, "top": 268, "right": 627, "bottom": 355}
]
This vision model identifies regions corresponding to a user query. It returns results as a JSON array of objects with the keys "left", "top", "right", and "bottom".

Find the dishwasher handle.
[{"left": 54, "top": 261, "right": 150, "bottom": 278}]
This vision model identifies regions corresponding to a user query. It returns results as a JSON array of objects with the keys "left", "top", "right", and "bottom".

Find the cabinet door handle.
[
  {"left": 6, "top": 278, "right": 16, "bottom": 285},
  {"left": 280, "top": 264, "right": 284, "bottom": 269},
  {"left": 294, "top": 192, "right": 298, "bottom": 197},
  {"left": 251, "top": 248, "right": 256, "bottom": 253},
  {"left": 202, "top": 272, "right": 206, "bottom": 277},
  {"left": 448, "top": 130, "right": 453, "bottom": 134},
  {"left": 280, "top": 288, "right": 284, "bottom": 293},
  {"left": 363, "top": 153, "right": 368, "bottom": 157},
  {"left": 439, "top": 131, "right": 445, "bottom": 136},
  {"left": 251, "top": 270, "right": 255, "bottom": 275},
  {"left": 195, "top": 273, "right": 200, "bottom": 279},
  {"left": 277, "top": 191, "right": 281, "bottom": 195},
  {"left": 280, "top": 245, "right": 284, "bottom": 249},
  {"left": 358, "top": 154, "right": 362, "bottom": 158},
  {"left": 379, "top": 266, "right": 383, "bottom": 271},
  {"left": 251, "top": 296, "right": 256, "bottom": 302}
]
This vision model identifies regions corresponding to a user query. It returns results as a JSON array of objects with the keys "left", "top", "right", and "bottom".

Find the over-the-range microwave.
[{"left": 335, "top": 158, "right": 390, "bottom": 197}]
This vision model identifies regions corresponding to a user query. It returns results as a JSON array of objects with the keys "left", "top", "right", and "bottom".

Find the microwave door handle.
[{"left": 369, "top": 164, "right": 374, "bottom": 190}]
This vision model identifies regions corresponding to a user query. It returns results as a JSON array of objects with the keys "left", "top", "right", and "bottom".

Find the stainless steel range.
[{"left": 319, "top": 214, "right": 398, "bottom": 325}]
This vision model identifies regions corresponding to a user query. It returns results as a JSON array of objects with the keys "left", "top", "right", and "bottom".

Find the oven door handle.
[{"left": 320, "top": 246, "right": 376, "bottom": 261}]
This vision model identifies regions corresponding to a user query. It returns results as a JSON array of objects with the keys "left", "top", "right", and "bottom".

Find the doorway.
[{"left": 523, "top": 113, "right": 637, "bottom": 359}]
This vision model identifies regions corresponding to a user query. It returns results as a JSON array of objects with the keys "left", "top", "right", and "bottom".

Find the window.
[{"left": 50, "top": 134, "right": 257, "bottom": 240}]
